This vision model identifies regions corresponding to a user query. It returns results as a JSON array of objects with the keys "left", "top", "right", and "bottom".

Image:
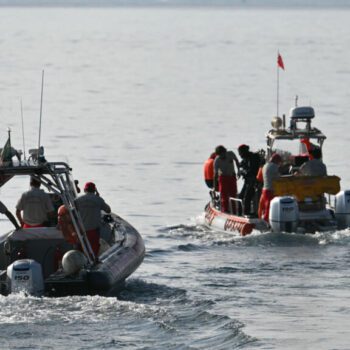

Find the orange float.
[{"left": 57, "top": 205, "right": 78, "bottom": 245}]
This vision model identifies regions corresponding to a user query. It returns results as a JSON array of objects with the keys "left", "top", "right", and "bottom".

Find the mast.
[
  {"left": 38, "top": 70, "right": 45, "bottom": 151},
  {"left": 277, "top": 61, "right": 279, "bottom": 116},
  {"left": 20, "top": 99, "right": 26, "bottom": 161}
]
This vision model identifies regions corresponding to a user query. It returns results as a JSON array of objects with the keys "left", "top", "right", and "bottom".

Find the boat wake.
[
  {"left": 119, "top": 279, "right": 256, "bottom": 349},
  {"left": 162, "top": 219, "right": 350, "bottom": 249},
  {"left": 0, "top": 279, "right": 256, "bottom": 349}
]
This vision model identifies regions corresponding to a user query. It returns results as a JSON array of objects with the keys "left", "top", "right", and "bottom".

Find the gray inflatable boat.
[{"left": 0, "top": 146, "right": 145, "bottom": 297}]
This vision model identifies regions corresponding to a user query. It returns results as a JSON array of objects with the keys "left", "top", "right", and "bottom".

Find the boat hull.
[
  {"left": 204, "top": 202, "right": 269, "bottom": 235},
  {"left": 0, "top": 214, "right": 145, "bottom": 297}
]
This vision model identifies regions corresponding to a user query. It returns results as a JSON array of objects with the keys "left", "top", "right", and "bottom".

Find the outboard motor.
[
  {"left": 334, "top": 190, "right": 350, "bottom": 229},
  {"left": 6, "top": 259, "right": 44, "bottom": 296},
  {"left": 269, "top": 196, "right": 299, "bottom": 233}
]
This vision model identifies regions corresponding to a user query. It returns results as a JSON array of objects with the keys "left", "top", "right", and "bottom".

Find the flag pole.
[
  {"left": 38, "top": 69, "right": 44, "bottom": 151},
  {"left": 277, "top": 51, "right": 280, "bottom": 117},
  {"left": 20, "top": 98, "right": 26, "bottom": 161}
]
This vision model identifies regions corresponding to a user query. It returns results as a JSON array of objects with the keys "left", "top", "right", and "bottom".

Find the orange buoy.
[{"left": 57, "top": 205, "right": 78, "bottom": 245}]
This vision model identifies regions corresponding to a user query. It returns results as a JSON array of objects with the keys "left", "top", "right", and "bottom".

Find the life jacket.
[
  {"left": 57, "top": 205, "right": 78, "bottom": 245},
  {"left": 300, "top": 138, "right": 314, "bottom": 159},
  {"left": 204, "top": 158, "right": 214, "bottom": 181},
  {"left": 256, "top": 166, "right": 263, "bottom": 183}
]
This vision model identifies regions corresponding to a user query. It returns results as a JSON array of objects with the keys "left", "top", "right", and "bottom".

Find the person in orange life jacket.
[
  {"left": 75, "top": 182, "right": 111, "bottom": 257},
  {"left": 213, "top": 145, "right": 239, "bottom": 213},
  {"left": 300, "top": 138, "right": 319, "bottom": 160},
  {"left": 0, "top": 201, "right": 20, "bottom": 230},
  {"left": 203, "top": 152, "right": 216, "bottom": 188},
  {"left": 16, "top": 177, "right": 55, "bottom": 228},
  {"left": 258, "top": 153, "right": 282, "bottom": 221},
  {"left": 237, "top": 144, "right": 261, "bottom": 215}
]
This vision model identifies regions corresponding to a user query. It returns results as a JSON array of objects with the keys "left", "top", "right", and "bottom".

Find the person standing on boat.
[
  {"left": 213, "top": 145, "right": 239, "bottom": 213},
  {"left": 15, "top": 177, "right": 55, "bottom": 228},
  {"left": 297, "top": 148, "right": 327, "bottom": 176},
  {"left": 258, "top": 153, "right": 282, "bottom": 221},
  {"left": 237, "top": 144, "right": 261, "bottom": 216},
  {"left": 203, "top": 152, "right": 216, "bottom": 188},
  {"left": 0, "top": 201, "right": 20, "bottom": 230},
  {"left": 75, "top": 182, "right": 111, "bottom": 256}
]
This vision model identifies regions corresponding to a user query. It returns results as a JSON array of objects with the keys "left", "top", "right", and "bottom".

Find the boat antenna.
[
  {"left": 38, "top": 69, "right": 45, "bottom": 151},
  {"left": 295, "top": 95, "right": 298, "bottom": 107},
  {"left": 20, "top": 98, "right": 26, "bottom": 161},
  {"left": 7, "top": 127, "right": 11, "bottom": 147}
]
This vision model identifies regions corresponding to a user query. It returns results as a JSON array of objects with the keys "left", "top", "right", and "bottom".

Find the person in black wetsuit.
[{"left": 238, "top": 144, "right": 261, "bottom": 216}]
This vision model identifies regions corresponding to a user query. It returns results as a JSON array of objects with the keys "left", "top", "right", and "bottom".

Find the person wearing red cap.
[
  {"left": 75, "top": 181, "right": 111, "bottom": 256},
  {"left": 258, "top": 153, "right": 282, "bottom": 221},
  {"left": 203, "top": 152, "right": 216, "bottom": 188}
]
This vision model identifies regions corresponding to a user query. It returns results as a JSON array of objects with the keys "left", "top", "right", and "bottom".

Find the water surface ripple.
[{"left": 1, "top": 5, "right": 350, "bottom": 350}]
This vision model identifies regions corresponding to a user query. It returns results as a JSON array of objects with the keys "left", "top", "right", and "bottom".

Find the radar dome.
[
  {"left": 62, "top": 250, "right": 87, "bottom": 275},
  {"left": 271, "top": 116, "right": 283, "bottom": 129}
]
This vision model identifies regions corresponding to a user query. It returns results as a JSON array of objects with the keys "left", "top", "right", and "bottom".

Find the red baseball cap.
[{"left": 84, "top": 182, "right": 96, "bottom": 192}]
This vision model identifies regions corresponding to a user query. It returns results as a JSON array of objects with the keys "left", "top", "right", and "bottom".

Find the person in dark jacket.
[{"left": 238, "top": 144, "right": 261, "bottom": 215}]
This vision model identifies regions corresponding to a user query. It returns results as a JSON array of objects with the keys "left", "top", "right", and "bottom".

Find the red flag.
[{"left": 277, "top": 53, "right": 285, "bottom": 70}]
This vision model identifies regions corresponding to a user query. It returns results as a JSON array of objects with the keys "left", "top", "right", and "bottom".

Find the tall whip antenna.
[
  {"left": 20, "top": 98, "right": 26, "bottom": 161},
  {"left": 38, "top": 69, "right": 45, "bottom": 151}
]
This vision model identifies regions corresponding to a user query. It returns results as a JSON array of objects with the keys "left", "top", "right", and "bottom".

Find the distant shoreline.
[{"left": 0, "top": 1, "right": 349, "bottom": 9}]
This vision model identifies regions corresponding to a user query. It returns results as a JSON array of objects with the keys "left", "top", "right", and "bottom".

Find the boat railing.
[
  {"left": 50, "top": 171, "right": 96, "bottom": 265},
  {"left": 210, "top": 191, "right": 245, "bottom": 216},
  {"left": 209, "top": 190, "right": 220, "bottom": 210},
  {"left": 326, "top": 193, "right": 335, "bottom": 209},
  {"left": 229, "top": 197, "right": 244, "bottom": 216}
]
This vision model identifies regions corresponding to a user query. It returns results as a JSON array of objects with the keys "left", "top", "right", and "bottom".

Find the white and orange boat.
[{"left": 204, "top": 104, "right": 350, "bottom": 235}]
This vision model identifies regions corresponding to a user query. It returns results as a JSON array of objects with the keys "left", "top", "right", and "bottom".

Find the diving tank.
[
  {"left": 334, "top": 190, "right": 350, "bottom": 229},
  {"left": 269, "top": 196, "right": 299, "bottom": 233}
]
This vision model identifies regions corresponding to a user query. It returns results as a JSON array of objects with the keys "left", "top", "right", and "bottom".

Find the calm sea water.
[{"left": 0, "top": 6, "right": 350, "bottom": 350}]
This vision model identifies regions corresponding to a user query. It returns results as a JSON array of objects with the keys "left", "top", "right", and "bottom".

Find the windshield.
[
  {"left": 270, "top": 138, "right": 323, "bottom": 175},
  {"left": 272, "top": 139, "right": 307, "bottom": 158}
]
